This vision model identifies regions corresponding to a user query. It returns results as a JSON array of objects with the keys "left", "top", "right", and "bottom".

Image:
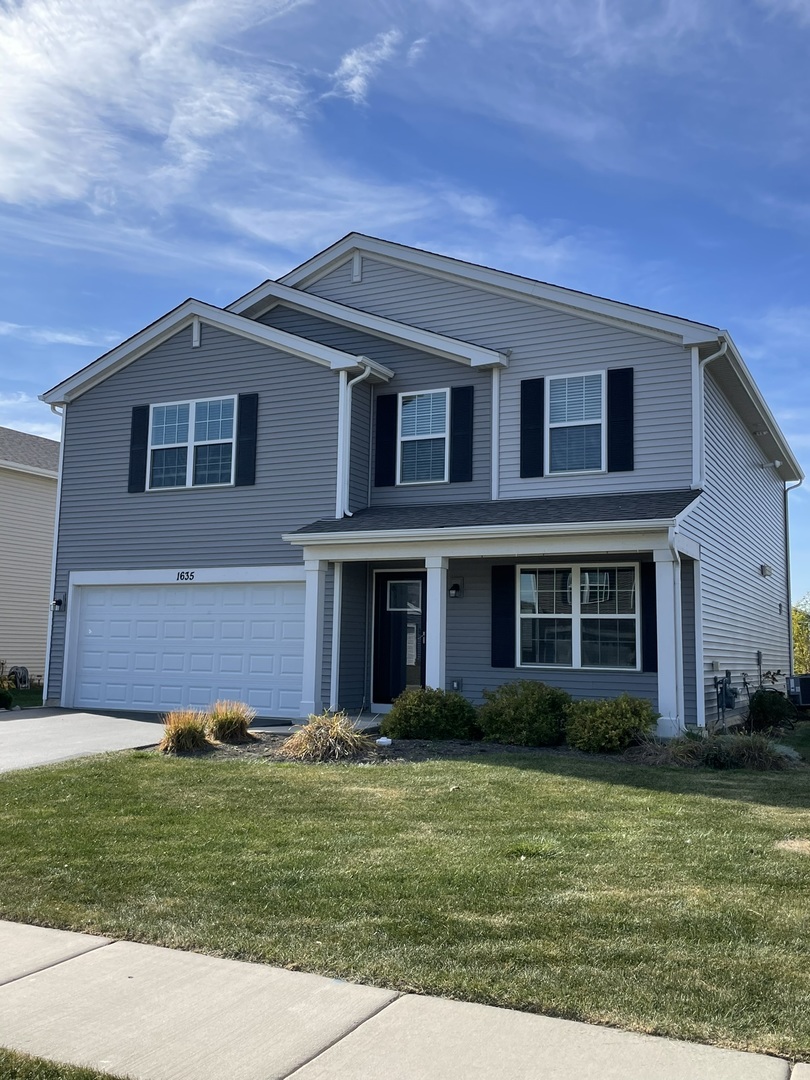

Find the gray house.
[{"left": 40, "top": 234, "right": 803, "bottom": 734}]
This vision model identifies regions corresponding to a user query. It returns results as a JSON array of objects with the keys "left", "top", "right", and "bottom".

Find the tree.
[{"left": 793, "top": 593, "right": 810, "bottom": 673}]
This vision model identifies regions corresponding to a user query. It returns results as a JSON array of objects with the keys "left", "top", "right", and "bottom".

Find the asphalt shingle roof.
[
  {"left": 0, "top": 426, "right": 59, "bottom": 473},
  {"left": 294, "top": 489, "right": 701, "bottom": 535}
]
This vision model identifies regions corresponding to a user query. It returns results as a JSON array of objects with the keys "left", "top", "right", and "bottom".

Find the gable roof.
[
  {"left": 0, "top": 426, "right": 59, "bottom": 477},
  {"left": 40, "top": 298, "right": 394, "bottom": 406}
]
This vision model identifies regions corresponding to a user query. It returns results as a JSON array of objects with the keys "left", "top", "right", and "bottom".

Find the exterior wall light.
[{"left": 449, "top": 581, "right": 463, "bottom": 599}]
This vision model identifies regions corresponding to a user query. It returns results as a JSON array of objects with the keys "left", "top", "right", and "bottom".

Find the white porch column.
[
  {"left": 300, "top": 559, "right": 327, "bottom": 717},
  {"left": 424, "top": 556, "right": 448, "bottom": 689},
  {"left": 654, "top": 550, "right": 681, "bottom": 736}
]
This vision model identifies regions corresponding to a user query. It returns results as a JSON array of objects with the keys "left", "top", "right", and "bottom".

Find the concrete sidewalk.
[{"left": 0, "top": 920, "right": 798, "bottom": 1080}]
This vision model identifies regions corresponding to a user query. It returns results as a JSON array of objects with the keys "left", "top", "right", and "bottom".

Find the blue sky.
[{"left": 1, "top": 0, "right": 809, "bottom": 594}]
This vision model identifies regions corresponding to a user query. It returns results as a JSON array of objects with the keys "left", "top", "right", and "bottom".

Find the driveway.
[{"left": 0, "top": 708, "right": 162, "bottom": 774}]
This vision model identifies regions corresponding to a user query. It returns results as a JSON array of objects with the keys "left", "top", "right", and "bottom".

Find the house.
[
  {"left": 39, "top": 235, "right": 803, "bottom": 734},
  {"left": 0, "top": 426, "right": 59, "bottom": 682}
]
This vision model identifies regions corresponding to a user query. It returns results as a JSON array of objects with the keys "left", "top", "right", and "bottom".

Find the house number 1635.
[{"left": 176, "top": 571, "right": 196, "bottom": 581}]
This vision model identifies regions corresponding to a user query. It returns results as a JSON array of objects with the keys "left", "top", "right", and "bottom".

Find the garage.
[{"left": 67, "top": 577, "right": 305, "bottom": 718}]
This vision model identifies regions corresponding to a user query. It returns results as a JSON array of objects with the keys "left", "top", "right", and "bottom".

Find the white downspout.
[
  {"left": 340, "top": 364, "right": 372, "bottom": 518},
  {"left": 42, "top": 403, "right": 66, "bottom": 705},
  {"left": 786, "top": 478, "right": 804, "bottom": 673},
  {"left": 696, "top": 337, "right": 728, "bottom": 488},
  {"left": 335, "top": 371, "right": 349, "bottom": 518},
  {"left": 491, "top": 366, "right": 501, "bottom": 501}
]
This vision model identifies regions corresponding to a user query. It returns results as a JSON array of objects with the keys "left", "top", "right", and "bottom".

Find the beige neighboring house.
[{"left": 0, "top": 426, "right": 59, "bottom": 682}]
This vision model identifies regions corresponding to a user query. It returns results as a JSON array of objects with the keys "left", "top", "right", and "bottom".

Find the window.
[
  {"left": 397, "top": 389, "right": 449, "bottom": 484},
  {"left": 547, "top": 372, "right": 605, "bottom": 473},
  {"left": 148, "top": 396, "right": 236, "bottom": 489},
  {"left": 518, "top": 564, "right": 639, "bottom": 669}
]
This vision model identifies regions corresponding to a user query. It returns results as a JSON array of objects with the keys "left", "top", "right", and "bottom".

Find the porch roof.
[{"left": 292, "top": 489, "right": 701, "bottom": 537}]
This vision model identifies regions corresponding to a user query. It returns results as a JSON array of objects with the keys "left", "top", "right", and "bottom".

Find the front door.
[{"left": 372, "top": 572, "right": 427, "bottom": 705}]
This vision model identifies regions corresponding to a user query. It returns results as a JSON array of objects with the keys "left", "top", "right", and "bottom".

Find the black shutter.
[
  {"left": 374, "top": 394, "right": 397, "bottom": 487},
  {"left": 607, "top": 368, "right": 634, "bottom": 472},
  {"left": 640, "top": 561, "right": 658, "bottom": 673},
  {"left": 128, "top": 405, "right": 149, "bottom": 493},
  {"left": 449, "top": 385, "right": 474, "bottom": 483},
  {"left": 491, "top": 565, "right": 516, "bottom": 668},
  {"left": 520, "top": 378, "right": 545, "bottom": 478},
  {"left": 235, "top": 393, "right": 258, "bottom": 487}
]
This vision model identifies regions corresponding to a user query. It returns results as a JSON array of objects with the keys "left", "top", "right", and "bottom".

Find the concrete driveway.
[{"left": 0, "top": 708, "right": 162, "bottom": 774}]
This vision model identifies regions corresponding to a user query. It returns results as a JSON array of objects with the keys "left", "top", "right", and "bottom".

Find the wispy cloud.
[
  {"left": 0, "top": 393, "right": 61, "bottom": 440},
  {"left": 329, "top": 28, "right": 403, "bottom": 104},
  {"left": 756, "top": 0, "right": 810, "bottom": 24},
  {"left": 0, "top": 320, "right": 118, "bottom": 347}
]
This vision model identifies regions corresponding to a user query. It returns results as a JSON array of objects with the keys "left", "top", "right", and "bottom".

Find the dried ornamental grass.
[
  {"left": 206, "top": 699, "right": 257, "bottom": 743},
  {"left": 158, "top": 709, "right": 210, "bottom": 753},
  {"left": 279, "top": 711, "right": 376, "bottom": 761}
]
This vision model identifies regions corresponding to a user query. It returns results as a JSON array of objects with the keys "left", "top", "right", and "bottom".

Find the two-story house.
[{"left": 40, "top": 235, "right": 802, "bottom": 734}]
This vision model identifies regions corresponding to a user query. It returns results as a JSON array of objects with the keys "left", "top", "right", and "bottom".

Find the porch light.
[{"left": 449, "top": 581, "right": 463, "bottom": 599}]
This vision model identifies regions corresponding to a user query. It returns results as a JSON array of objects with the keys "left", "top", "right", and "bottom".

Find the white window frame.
[
  {"left": 517, "top": 562, "right": 640, "bottom": 671},
  {"left": 545, "top": 370, "right": 606, "bottom": 476},
  {"left": 146, "top": 395, "right": 237, "bottom": 491},
  {"left": 396, "top": 388, "right": 450, "bottom": 486}
]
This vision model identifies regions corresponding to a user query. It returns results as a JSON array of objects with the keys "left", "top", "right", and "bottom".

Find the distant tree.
[{"left": 793, "top": 593, "right": 810, "bottom": 673}]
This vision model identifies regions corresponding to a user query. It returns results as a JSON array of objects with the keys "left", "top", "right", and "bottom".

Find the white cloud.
[
  {"left": 0, "top": 393, "right": 62, "bottom": 440},
  {"left": 0, "top": 320, "right": 118, "bottom": 347},
  {"left": 328, "top": 28, "right": 403, "bottom": 104},
  {"left": 756, "top": 0, "right": 810, "bottom": 23}
]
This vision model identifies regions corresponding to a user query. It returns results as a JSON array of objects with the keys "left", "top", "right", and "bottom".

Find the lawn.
[
  {"left": 0, "top": 1048, "right": 127, "bottom": 1079},
  {"left": 780, "top": 717, "right": 810, "bottom": 761},
  {"left": 1, "top": 751, "right": 809, "bottom": 1060}
]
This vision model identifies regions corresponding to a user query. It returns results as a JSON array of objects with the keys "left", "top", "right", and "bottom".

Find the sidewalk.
[{"left": 0, "top": 920, "right": 799, "bottom": 1080}]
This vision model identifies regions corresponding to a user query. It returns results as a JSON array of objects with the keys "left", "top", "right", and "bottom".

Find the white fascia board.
[
  {"left": 40, "top": 300, "right": 392, "bottom": 405},
  {"left": 0, "top": 459, "right": 58, "bottom": 480},
  {"left": 69, "top": 566, "right": 306, "bottom": 587},
  {"left": 279, "top": 234, "right": 721, "bottom": 347},
  {"left": 228, "top": 280, "right": 508, "bottom": 369}
]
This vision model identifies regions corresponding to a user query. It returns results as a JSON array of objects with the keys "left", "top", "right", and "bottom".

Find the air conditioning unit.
[{"left": 786, "top": 675, "right": 810, "bottom": 707}]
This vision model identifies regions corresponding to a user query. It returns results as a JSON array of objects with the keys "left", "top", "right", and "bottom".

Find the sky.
[{"left": 1, "top": 0, "right": 809, "bottom": 594}]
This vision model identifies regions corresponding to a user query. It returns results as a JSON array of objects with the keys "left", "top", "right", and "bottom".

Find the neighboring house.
[
  {"left": 0, "top": 426, "right": 59, "bottom": 681},
  {"left": 40, "top": 235, "right": 803, "bottom": 733}
]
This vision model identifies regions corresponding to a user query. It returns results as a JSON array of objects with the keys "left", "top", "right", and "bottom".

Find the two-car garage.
[{"left": 63, "top": 570, "right": 306, "bottom": 719}]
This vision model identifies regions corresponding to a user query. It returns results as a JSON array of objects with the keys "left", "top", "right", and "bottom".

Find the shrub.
[
  {"left": 0, "top": 688, "right": 12, "bottom": 710},
  {"left": 380, "top": 687, "right": 478, "bottom": 740},
  {"left": 206, "top": 699, "right": 257, "bottom": 743},
  {"left": 158, "top": 709, "right": 210, "bottom": 753},
  {"left": 566, "top": 694, "right": 658, "bottom": 753},
  {"left": 280, "top": 711, "right": 376, "bottom": 761},
  {"left": 477, "top": 680, "right": 570, "bottom": 746},
  {"left": 701, "top": 732, "right": 788, "bottom": 770},
  {"left": 747, "top": 688, "right": 796, "bottom": 733}
]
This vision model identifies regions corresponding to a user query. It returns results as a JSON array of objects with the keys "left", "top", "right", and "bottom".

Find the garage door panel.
[{"left": 72, "top": 580, "right": 305, "bottom": 718}]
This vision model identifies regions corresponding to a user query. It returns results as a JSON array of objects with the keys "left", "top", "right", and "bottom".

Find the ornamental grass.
[
  {"left": 158, "top": 709, "right": 210, "bottom": 753},
  {"left": 206, "top": 699, "right": 258, "bottom": 744},
  {"left": 279, "top": 710, "right": 375, "bottom": 761}
]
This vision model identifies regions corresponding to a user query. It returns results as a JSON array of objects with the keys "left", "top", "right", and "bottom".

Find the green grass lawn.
[
  {"left": 780, "top": 717, "right": 810, "bottom": 761},
  {"left": 0, "top": 1048, "right": 128, "bottom": 1079},
  {"left": 1, "top": 751, "right": 809, "bottom": 1060}
]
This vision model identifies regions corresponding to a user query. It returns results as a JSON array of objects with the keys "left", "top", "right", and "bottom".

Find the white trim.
[
  {"left": 329, "top": 562, "right": 343, "bottom": 711},
  {"left": 351, "top": 252, "right": 362, "bottom": 283},
  {"left": 40, "top": 298, "right": 394, "bottom": 405},
  {"left": 545, "top": 370, "right": 606, "bottom": 476},
  {"left": 228, "top": 280, "right": 508, "bottom": 369},
  {"left": 491, "top": 367, "right": 501, "bottom": 500},
  {"left": 672, "top": 532, "right": 700, "bottom": 560},
  {"left": 396, "top": 388, "right": 450, "bottom": 486},
  {"left": 0, "top": 458, "right": 58, "bottom": 480},
  {"left": 42, "top": 407, "right": 66, "bottom": 703},
  {"left": 146, "top": 395, "right": 237, "bottom": 491},
  {"left": 693, "top": 558, "right": 706, "bottom": 728},
  {"left": 425, "top": 556, "right": 448, "bottom": 689},
  {"left": 301, "top": 560, "right": 327, "bottom": 716},
  {"left": 654, "top": 550, "right": 681, "bottom": 736},
  {"left": 279, "top": 235, "right": 721, "bottom": 346},
  {"left": 68, "top": 566, "right": 306, "bottom": 587},
  {"left": 192, "top": 316, "right": 201, "bottom": 348},
  {"left": 691, "top": 345, "right": 702, "bottom": 488},
  {"left": 516, "top": 562, "right": 641, "bottom": 673}
]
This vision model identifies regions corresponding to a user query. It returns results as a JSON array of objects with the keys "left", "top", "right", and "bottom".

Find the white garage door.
[{"left": 71, "top": 581, "right": 305, "bottom": 718}]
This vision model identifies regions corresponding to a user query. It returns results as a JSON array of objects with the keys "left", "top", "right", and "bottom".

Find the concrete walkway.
[
  {"left": 0, "top": 709, "right": 163, "bottom": 773},
  {"left": 0, "top": 920, "right": 798, "bottom": 1080}
]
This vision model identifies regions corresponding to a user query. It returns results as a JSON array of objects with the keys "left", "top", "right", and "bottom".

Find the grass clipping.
[{"left": 279, "top": 711, "right": 376, "bottom": 762}]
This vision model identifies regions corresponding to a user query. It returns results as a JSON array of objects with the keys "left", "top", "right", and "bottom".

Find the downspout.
[
  {"left": 668, "top": 525, "right": 685, "bottom": 730},
  {"left": 42, "top": 403, "right": 66, "bottom": 705},
  {"left": 341, "top": 364, "right": 372, "bottom": 517},
  {"left": 785, "top": 477, "right": 804, "bottom": 674},
  {"left": 696, "top": 337, "right": 728, "bottom": 487}
]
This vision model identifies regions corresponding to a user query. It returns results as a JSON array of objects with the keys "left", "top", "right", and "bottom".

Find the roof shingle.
[{"left": 0, "top": 426, "right": 59, "bottom": 473}]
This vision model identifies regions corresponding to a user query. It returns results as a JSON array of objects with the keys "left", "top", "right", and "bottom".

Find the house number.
[{"left": 176, "top": 571, "right": 196, "bottom": 581}]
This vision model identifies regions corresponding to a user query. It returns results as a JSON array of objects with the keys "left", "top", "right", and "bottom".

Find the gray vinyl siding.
[
  {"left": 445, "top": 558, "right": 659, "bottom": 708},
  {"left": 306, "top": 256, "right": 694, "bottom": 497},
  {"left": 47, "top": 322, "right": 339, "bottom": 701},
  {"left": 261, "top": 304, "right": 492, "bottom": 506},
  {"left": 680, "top": 558, "right": 698, "bottom": 727},
  {"left": 338, "top": 561, "right": 369, "bottom": 710},
  {"left": 679, "top": 371, "right": 790, "bottom": 723}
]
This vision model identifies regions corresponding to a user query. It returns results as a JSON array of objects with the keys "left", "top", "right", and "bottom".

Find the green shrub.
[
  {"left": 566, "top": 694, "right": 658, "bottom": 753},
  {"left": 279, "top": 711, "right": 375, "bottom": 761},
  {"left": 206, "top": 699, "right": 257, "bottom": 743},
  {"left": 0, "top": 688, "right": 12, "bottom": 709},
  {"left": 158, "top": 709, "right": 210, "bottom": 753},
  {"left": 701, "top": 732, "right": 788, "bottom": 770},
  {"left": 747, "top": 688, "right": 796, "bottom": 733},
  {"left": 477, "top": 680, "right": 570, "bottom": 746},
  {"left": 380, "top": 687, "right": 478, "bottom": 740}
]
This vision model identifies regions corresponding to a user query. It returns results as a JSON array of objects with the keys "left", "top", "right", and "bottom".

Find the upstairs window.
[
  {"left": 148, "top": 396, "right": 236, "bottom": 489},
  {"left": 547, "top": 372, "right": 605, "bottom": 473},
  {"left": 398, "top": 389, "right": 449, "bottom": 484}
]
